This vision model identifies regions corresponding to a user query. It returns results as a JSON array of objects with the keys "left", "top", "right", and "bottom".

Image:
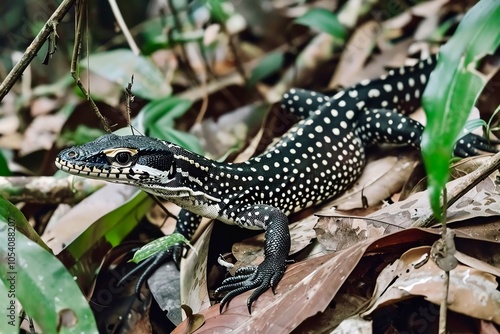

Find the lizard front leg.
[
  {"left": 216, "top": 204, "right": 291, "bottom": 313},
  {"left": 122, "top": 209, "right": 202, "bottom": 294}
]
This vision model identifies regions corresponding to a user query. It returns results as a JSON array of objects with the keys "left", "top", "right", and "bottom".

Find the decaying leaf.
[
  {"left": 176, "top": 229, "right": 447, "bottom": 333},
  {"left": 362, "top": 246, "right": 500, "bottom": 324},
  {"left": 180, "top": 223, "right": 214, "bottom": 314},
  {"left": 365, "top": 169, "right": 500, "bottom": 229},
  {"left": 314, "top": 215, "right": 390, "bottom": 252}
]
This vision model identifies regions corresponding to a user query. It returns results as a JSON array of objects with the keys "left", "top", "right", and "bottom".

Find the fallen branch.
[{"left": 0, "top": 176, "right": 105, "bottom": 204}]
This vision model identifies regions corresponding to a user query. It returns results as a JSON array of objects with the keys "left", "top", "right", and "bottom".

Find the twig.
[
  {"left": 222, "top": 24, "right": 247, "bottom": 83},
  {"left": 0, "top": 176, "right": 105, "bottom": 204},
  {"left": 439, "top": 270, "right": 450, "bottom": 333},
  {"left": 108, "top": 0, "right": 141, "bottom": 55},
  {"left": 167, "top": 0, "right": 199, "bottom": 85},
  {"left": 70, "top": 0, "right": 110, "bottom": 132},
  {"left": 438, "top": 189, "right": 449, "bottom": 333},
  {"left": 125, "top": 75, "right": 134, "bottom": 129},
  {"left": 0, "top": 0, "right": 76, "bottom": 101},
  {"left": 412, "top": 151, "right": 500, "bottom": 227}
]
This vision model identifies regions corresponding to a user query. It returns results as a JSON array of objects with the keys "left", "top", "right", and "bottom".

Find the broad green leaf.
[
  {"left": 294, "top": 8, "right": 346, "bottom": 40},
  {"left": 140, "top": 96, "right": 204, "bottom": 154},
  {"left": 0, "top": 150, "right": 11, "bottom": 176},
  {"left": 59, "top": 190, "right": 154, "bottom": 290},
  {"left": 0, "top": 196, "right": 97, "bottom": 333},
  {"left": 82, "top": 49, "right": 172, "bottom": 100},
  {"left": 457, "top": 118, "right": 487, "bottom": 140},
  {"left": 131, "top": 233, "right": 193, "bottom": 263},
  {"left": 0, "top": 279, "right": 17, "bottom": 334},
  {"left": 421, "top": 0, "right": 500, "bottom": 220},
  {"left": 248, "top": 51, "right": 285, "bottom": 87}
]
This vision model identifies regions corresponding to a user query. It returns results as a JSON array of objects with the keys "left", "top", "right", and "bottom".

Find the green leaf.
[
  {"left": 0, "top": 279, "right": 17, "bottom": 334},
  {"left": 205, "top": 0, "right": 232, "bottom": 23},
  {"left": 54, "top": 189, "right": 154, "bottom": 293},
  {"left": 131, "top": 233, "right": 193, "bottom": 263},
  {"left": 457, "top": 118, "right": 487, "bottom": 140},
  {"left": 248, "top": 51, "right": 285, "bottom": 87},
  {"left": 60, "top": 125, "right": 107, "bottom": 146},
  {"left": 294, "top": 8, "right": 346, "bottom": 40},
  {"left": 421, "top": 0, "right": 500, "bottom": 220},
  {"left": 0, "top": 196, "right": 98, "bottom": 333},
  {"left": 0, "top": 150, "right": 11, "bottom": 176},
  {"left": 82, "top": 49, "right": 172, "bottom": 100},
  {"left": 140, "top": 96, "right": 204, "bottom": 154}
]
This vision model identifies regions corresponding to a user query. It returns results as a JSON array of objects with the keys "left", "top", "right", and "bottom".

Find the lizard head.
[{"left": 55, "top": 134, "right": 180, "bottom": 187}]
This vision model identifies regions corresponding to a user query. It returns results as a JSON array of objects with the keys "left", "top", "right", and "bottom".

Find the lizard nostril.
[{"left": 67, "top": 151, "right": 78, "bottom": 158}]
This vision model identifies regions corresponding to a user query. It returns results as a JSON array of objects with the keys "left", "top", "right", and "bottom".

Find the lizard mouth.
[{"left": 55, "top": 156, "right": 130, "bottom": 182}]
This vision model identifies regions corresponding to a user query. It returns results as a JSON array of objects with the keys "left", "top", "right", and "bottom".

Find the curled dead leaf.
[{"left": 362, "top": 246, "right": 500, "bottom": 324}]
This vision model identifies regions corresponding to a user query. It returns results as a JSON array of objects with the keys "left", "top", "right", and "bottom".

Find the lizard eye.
[{"left": 115, "top": 151, "right": 132, "bottom": 165}]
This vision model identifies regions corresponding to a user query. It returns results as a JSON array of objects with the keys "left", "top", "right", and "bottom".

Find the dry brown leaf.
[
  {"left": 329, "top": 21, "right": 380, "bottom": 88},
  {"left": 355, "top": 39, "right": 415, "bottom": 80},
  {"left": 362, "top": 246, "right": 500, "bottom": 324},
  {"left": 175, "top": 229, "right": 446, "bottom": 333},
  {"left": 292, "top": 294, "right": 369, "bottom": 333},
  {"left": 455, "top": 250, "right": 500, "bottom": 277},
  {"left": 365, "top": 169, "right": 500, "bottom": 229},
  {"left": 173, "top": 305, "right": 205, "bottom": 334},
  {"left": 401, "top": 155, "right": 493, "bottom": 200},
  {"left": 181, "top": 223, "right": 214, "bottom": 314},
  {"left": 30, "top": 96, "right": 60, "bottom": 116},
  {"left": 314, "top": 216, "right": 390, "bottom": 252},
  {"left": 332, "top": 316, "right": 372, "bottom": 334},
  {"left": 19, "top": 114, "right": 65, "bottom": 156}
]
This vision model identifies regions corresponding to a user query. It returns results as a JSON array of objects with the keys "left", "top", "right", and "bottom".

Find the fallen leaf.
[
  {"left": 362, "top": 246, "right": 500, "bottom": 324},
  {"left": 181, "top": 223, "right": 214, "bottom": 314},
  {"left": 329, "top": 21, "right": 380, "bottom": 89},
  {"left": 175, "top": 229, "right": 445, "bottom": 333}
]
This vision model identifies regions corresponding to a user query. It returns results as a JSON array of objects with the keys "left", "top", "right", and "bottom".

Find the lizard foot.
[
  {"left": 119, "top": 243, "right": 186, "bottom": 299},
  {"left": 215, "top": 256, "right": 287, "bottom": 314},
  {"left": 454, "top": 133, "right": 499, "bottom": 157}
]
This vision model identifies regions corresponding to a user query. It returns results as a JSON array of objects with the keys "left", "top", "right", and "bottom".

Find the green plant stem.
[{"left": 0, "top": 0, "right": 76, "bottom": 101}]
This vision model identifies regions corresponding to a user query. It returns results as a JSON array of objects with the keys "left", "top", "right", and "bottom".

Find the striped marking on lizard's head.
[{"left": 55, "top": 134, "right": 180, "bottom": 186}]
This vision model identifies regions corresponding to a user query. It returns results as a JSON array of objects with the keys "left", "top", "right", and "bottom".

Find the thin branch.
[
  {"left": 412, "top": 151, "right": 500, "bottom": 227},
  {"left": 125, "top": 75, "right": 134, "bottom": 127},
  {"left": 222, "top": 24, "right": 247, "bottom": 83},
  {"left": 0, "top": 0, "right": 76, "bottom": 101},
  {"left": 0, "top": 176, "right": 105, "bottom": 204},
  {"left": 70, "top": 0, "right": 110, "bottom": 132},
  {"left": 439, "top": 270, "right": 450, "bottom": 333},
  {"left": 108, "top": 0, "right": 140, "bottom": 55},
  {"left": 167, "top": 0, "right": 199, "bottom": 85},
  {"left": 438, "top": 189, "right": 448, "bottom": 334}
]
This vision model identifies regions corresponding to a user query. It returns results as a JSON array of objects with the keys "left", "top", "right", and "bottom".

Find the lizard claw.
[{"left": 215, "top": 257, "right": 287, "bottom": 314}]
